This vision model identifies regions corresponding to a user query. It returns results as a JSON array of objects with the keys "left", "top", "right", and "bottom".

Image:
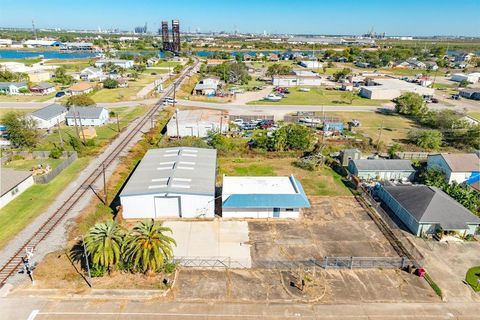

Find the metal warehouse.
[
  {"left": 222, "top": 175, "right": 310, "bottom": 219},
  {"left": 120, "top": 147, "right": 217, "bottom": 219}
]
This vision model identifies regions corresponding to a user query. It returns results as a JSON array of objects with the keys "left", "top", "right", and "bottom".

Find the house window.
[
  {"left": 286, "top": 208, "right": 294, "bottom": 212},
  {"left": 11, "top": 187, "right": 19, "bottom": 196}
]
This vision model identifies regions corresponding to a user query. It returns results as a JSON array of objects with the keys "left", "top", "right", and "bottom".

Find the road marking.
[{"left": 27, "top": 310, "right": 39, "bottom": 320}]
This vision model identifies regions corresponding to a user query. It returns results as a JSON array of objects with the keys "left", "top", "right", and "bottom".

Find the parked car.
[
  {"left": 451, "top": 94, "right": 461, "bottom": 100},
  {"left": 241, "top": 123, "right": 257, "bottom": 130},
  {"left": 163, "top": 97, "right": 177, "bottom": 104},
  {"left": 258, "top": 120, "right": 275, "bottom": 129},
  {"left": 350, "top": 119, "right": 361, "bottom": 127},
  {"left": 55, "top": 91, "right": 65, "bottom": 98},
  {"left": 264, "top": 94, "right": 282, "bottom": 101},
  {"left": 299, "top": 117, "right": 321, "bottom": 124},
  {"left": 232, "top": 119, "right": 244, "bottom": 126}
]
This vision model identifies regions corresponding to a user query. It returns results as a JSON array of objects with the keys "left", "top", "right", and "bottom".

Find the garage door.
[{"left": 154, "top": 197, "right": 180, "bottom": 218}]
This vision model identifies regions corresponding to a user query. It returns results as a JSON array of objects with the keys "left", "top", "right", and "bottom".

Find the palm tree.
[
  {"left": 122, "top": 220, "right": 176, "bottom": 273},
  {"left": 84, "top": 220, "right": 124, "bottom": 269}
]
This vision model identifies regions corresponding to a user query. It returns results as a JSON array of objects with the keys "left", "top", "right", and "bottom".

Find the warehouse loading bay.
[{"left": 164, "top": 197, "right": 438, "bottom": 303}]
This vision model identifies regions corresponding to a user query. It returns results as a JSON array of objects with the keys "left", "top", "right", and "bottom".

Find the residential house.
[
  {"left": 273, "top": 70, "right": 321, "bottom": 87},
  {"left": 0, "top": 168, "right": 34, "bottom": 209},
  {"left": 167, "top": 109, "right": 228, "bottom": 138},
  {"left": 119, "top": 147, "right": 217, "bottom": 219},
  {"left": 117, "top": 78, "right": 129, "bottom": 88},
  {"left": 29, "top": 82, "right": 56, "bottom": 95},
  {"left": 427, "top": 153, "right": 480, "bottom": 185},
  {"left": 348, "top": 159, "right": 416, "bottom": 181},
  {"left": 459, "top": 88, "right": 480, "bottom": 100},
  {"left": 66, "top": 106, "right": 109, "bottom": 126},
  {"left": 425, "top": 62, "right": 439, "bottom": 71},
  {"left": 0, "top": 82, "right": 28, "bottom": 95},
  {"left": 374, "top": 184, "right": 480, "bottom": 237},
  {"left": 66, "top": 82, "right": 94, "bottom": 96},
  {"left": 222, "top": 175, "right": 310, "bottom": 219},
  {"left": 95, "top": 59, "right": 134, "bottom": 69},
  {"left": 268, "top": 53, "right": 279, "bottom": 61},
  {"left": 29, "top": 104, "right": 67, "bottom": 129},
  {"left": 80, "top": 67, "right": 104, "bottom": 81}
]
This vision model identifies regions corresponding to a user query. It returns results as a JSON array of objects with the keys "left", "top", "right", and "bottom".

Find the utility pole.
[
  {"left": 77, "top": 112, "right": 87, "bottom": 144},
  {"left": 376, "top": 120, "right": 384, "bottom": 151},
  {"left": 80, "top": 235, "right": 92, "bottom": 288},
  {"left": 71, "top": 105, "right": 80, "bottom": 139},
  {"left": 116, "top": 114, "right": 120, "bottom": 132},
  {"left": 56, "top": 119, "right": 64, "bottom": 148},
  {"left": 103, "top": 164, "right": 107, "bottom": 205},
  {"left": 172, "top": 81, "right": 177, "bottom": 110},
  {"left": 175, "top": 108, "right": 180, "bottom": 139},
  {"left": 219, "top": 112, "right": 223, "bottom": 133}
]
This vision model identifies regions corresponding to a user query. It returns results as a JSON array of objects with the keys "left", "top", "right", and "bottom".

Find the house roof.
[
  {"left": 194, "top": 83, "right": 218, "bottom": 91},
  {"left": 30, "top": 104, "right": 67, "bottom": 121},
  {"left": 350, "top": 159, "right": 415, "bottom": 172},
  {"left": 119, "top": 147, "right": 217, "bottom": 197},
  {"left": 30, "top": 82, "right": 55, "bottom": 90},
  {"left": 382, "top": 185, "right": 480, "bottom": 230},
  {"left": 68, "top": 81, "right": 93, "bottom": 92},
  {"left": 432, "top": 153, "right": 480, "bottom": 172},
  {"left": 66, "top": 106, "right": 105, "bottom": 119},
  {"left": 0, "top": 168, "right": 32, "bottom": 197},
  {"left": 222, "top": 176, "right": 310, "bottom": 209},
  {"left": 81, "top": 67, "right": 102, "bottom": 75},
  {"left": 0, "top": 82, "right": 28, "bottom": 88}
]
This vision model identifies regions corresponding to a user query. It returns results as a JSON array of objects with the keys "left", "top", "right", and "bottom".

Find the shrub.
[
  {"left": 68, "top": 135, "right": 83, "bottom": 152},
  {"left": 90, "top": 263, "right": 108, "bottom": 277},
  {"left": 164, "top": 262, "right": 176, "bottom": 274},
  {"left": 49, "top": 145, "right": 64, "bottom": 159},
  {"left": 85, "top": 139, "right": 96, "bottom": 147}
]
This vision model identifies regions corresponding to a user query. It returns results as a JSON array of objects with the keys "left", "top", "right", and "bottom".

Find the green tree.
[
  {"left": 1, "top": 112, "right": 39, "bottom": 147},
  {"left": 266, "top": 63, "right": 292, "bottom": 77},
  {"left": 275, "top": 124, "right": 314, "bottom": 151},
  {"left": 333, "top": 68, "right": 351, "bottom": 81},
  {"left": 387, "top": 143, "right": 403, "bottom": 158},
  {"left": 122, "top": 220, "right": 176, "bottom": 273},
  {"left": 53, "top": 66, "right": 74, "bottom": 85},
  {"left": 443, "top": 182, "right": 480, "bottom": 213},
  {"left": 341, "top": 91, "right": 358, "bottom": 104},
  {"left": 394, "top": 92, "right": 426, "bottom": 117},
  {"left": 102, "top": 78, "right": 119, "bottom": 89},
  {"left": 84, "top": 220, "right": 124, "bottom": 269},
  {"left": 418, "top": 167, "right": 447, "bottom": 187},
  {"left": 65, "top": 94, "right": 95, "bottom": 107},
  {"left": 408, "top": 129, "right": 443, "bottom": 150}
]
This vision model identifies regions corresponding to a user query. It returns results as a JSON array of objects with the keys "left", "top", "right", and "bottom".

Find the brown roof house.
[{"left": 66, "top": 81, "right": 94, "bottom": 96}]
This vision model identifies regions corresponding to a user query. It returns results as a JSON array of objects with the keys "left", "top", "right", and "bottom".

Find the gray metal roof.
[
  {"left": 1, "top": 168, "right": 32, "bottom": 197},
  {"left": 31, "top": 82, "right": 55, "bottom": 90},
  {"left": 0, "top": 82, "right": 27, "bottom": 87},
  {"left": 351, "top": 159, "right": 415, "bottom": 172},
  {"left": 383, "top": 185, "right": 480, "bottom": 229},
  {"left": 119, "top": 147, "right": 217, "bottom": 197},
  {"left": 66, "top": 107, "right": 105, "bottom": 120},
  {"left": 30, "top": 104, "right": 67, "bottom": 121}
]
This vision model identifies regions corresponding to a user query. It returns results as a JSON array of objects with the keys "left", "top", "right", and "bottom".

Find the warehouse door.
[{"left": 154, "top": 196, "right": 181, "bottom": 218}]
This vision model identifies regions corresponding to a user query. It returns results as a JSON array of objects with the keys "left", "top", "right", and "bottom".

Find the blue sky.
[{"left": 1, "top": 0, "right": 479, "bottom": 36}]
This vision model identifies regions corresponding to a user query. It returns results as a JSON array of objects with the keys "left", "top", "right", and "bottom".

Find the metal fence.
[
  {"left": 229, "top": 115, "right": 274, "bottom": 122},
  {"left": 284, "top": 115, "right": 340, "bottom": 124},
  {"left": 173, "top": 256, "right": 413, "bottom": 270},
  {"left": 1, "top": 151, "right": 78, "bottom": 184},
  {"left": 394, "top": 152, "right": 433, "bottom": 160},
  {"left": 33, "top": 152, "right": 78, "bottom": 184}
]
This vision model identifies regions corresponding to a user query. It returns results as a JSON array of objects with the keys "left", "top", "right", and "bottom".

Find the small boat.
[
  {"left": 299, "top": 87, "right": 310, "bottom": 92},
  {"left": 264, "top": 94, "right": 282, "bottom": 101}
]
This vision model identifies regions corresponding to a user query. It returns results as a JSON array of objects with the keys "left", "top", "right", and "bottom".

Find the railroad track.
[{"left": 0, "top": 59, "right": 199, "bottom": 287}]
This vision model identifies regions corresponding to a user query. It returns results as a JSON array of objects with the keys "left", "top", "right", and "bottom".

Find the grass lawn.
[
  {"left": 0, "top": 108, "right": 34, "bottom": 118},
  {"left": 155, "top": 61, "right": 181, "bottom": 68},
  {"left": 0, "top": 157, "right": 90, "bottom": 249},
  {"left": 466, "top": 266, "right": 480, "bottom": 292},
  {"left": 218, "top": 157, "right": 351, "bottom": 196},
  {"left": 0, "top": 93, "right": 55, "bottom": 102},
  {"left": 90, "top": 74, "right": 159, "bottom": 103},
  {"left": 0, "top": 58, "right": 42, "bottom": 65},
  {"left": 44, "top": 58, "right": 93, "bottom": 72},
  {"left": 3, "top": 158, "right": 64, "bottom": 171},
  {"left": 324, "top": 111, "right": 418, "bottom": 145},
  {"left": 468, "top": 113, "right": 480, "bottom": 121},
  {"left": 248, "top": 87, "right": 389, "bottom": 106},
  {"left": 379, "top": 68, "right": 432, "bottom": 76}
]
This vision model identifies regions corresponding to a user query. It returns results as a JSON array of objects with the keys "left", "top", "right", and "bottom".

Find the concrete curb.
[{"left": 9, "top": 288, "right": 170, "bottom": 300}]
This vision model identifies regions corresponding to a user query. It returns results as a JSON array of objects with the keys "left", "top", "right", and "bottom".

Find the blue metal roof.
[{"left": 222, "top": 178, "right": 310, "bottom": 209}]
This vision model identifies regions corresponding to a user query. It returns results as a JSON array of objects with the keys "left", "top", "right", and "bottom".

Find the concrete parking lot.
[{"left": 249, "top": 197, "right": 398, "bottom": 265}]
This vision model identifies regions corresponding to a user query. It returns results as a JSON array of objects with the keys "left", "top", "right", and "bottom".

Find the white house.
[
  {"left": 348, "top": 159, "right": 416, "bottom": 181},
  {"left": 451, "top": 73, "right": 480, "bottom": 84},
  {"left": 66, "top": 107, "right": 109, "bottom": 126},
  {"left": 273, "top": 70, "right": 321, "bottom": 87},
  {"left": 299, "top": 61, "right": 322, "bottom": 69},
  {"left": 95, "top": 59, "right": 134, "bottom": 69},
  {"left": 66, "top": 81, "right": 94, "bottom": 96},
  {"left": 29, "top": 104, "right": 67, "bottom": 129},
  {"left": 222, "top": 175, "right": 310, "bottom": 219},
  {"left": 120, "top": 147, "right": 217, "bottom": 219},
  {"left": 0, "top": 168, "right": 34, "bottom": 209},
  {"left": 80, "top": 67, "right": 105, "bottom": 81},
  {"left": 167, "top": 109, "right": 229, "bottom": 138},
  {"left": 427, "top": 153, "right": 480, "bottom": 185},
  {"left": 0, "top": 82, "right": 28, "bottom": 95}
]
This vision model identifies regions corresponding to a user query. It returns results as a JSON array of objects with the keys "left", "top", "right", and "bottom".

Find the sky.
[{"left": 1, "top": 0, "right": 479, "bottom": 36}]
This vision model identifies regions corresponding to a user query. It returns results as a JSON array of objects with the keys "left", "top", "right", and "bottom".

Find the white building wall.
[
  {"left": 121, "top": 193, "right": 215, "bottom": 219},
  {"left": 66, "top": 109, "right": 109, "bottom": 126},
  {"left": 0, "top": 176, "right": 34, "bottom": 209},
  {"left": 31, "top": 113, "right": 66, "bottom": 129},
  {"left": 222, "top": 208, "right": 300, "bottom": 219},
  {"left": 167, "top": 120, "right": 228, "bottom": 138}
]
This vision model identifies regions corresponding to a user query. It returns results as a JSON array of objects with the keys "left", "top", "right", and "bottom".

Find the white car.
[
  {"left": 299, "top": 117, "right": 321, "bottom": 124},
  {"left": 264, "top": 94, "right": 282, "bottom": 102},
  {"left": 163, "top": 97, "right": 177, "bottom": 104},
  {"left": 232, "top": 119, "right": 244, "bottom": 126}
]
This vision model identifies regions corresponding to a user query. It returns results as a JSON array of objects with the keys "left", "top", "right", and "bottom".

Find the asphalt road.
[{"left": 2, "top": 295, "right": 480, "bottom": 320}]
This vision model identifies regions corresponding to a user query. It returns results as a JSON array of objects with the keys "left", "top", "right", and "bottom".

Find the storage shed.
[
  {"left": 222, "top": 175, "right": 310, "bottom": 219},
  {"left": 120, "top": 147, "right": 217, "bottom": 219}
]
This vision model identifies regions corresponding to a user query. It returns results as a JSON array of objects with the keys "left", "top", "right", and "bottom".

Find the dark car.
[
  {"left": 55, "top": 91, "right": 65, "bottom": 98},
  {"left": 258, "top": 120, "right": 274, "bottom": 129}
]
